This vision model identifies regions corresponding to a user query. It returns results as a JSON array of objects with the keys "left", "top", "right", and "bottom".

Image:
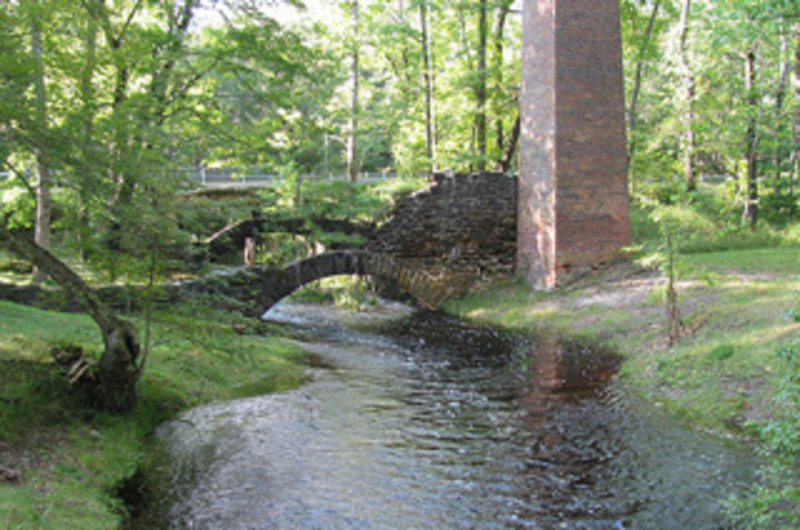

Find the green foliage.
[
  {"left": 636, "top": 201, "right": 714, "bottom": 270},
  {"left": 761, "top": 175, "right": 799, "bottom": 227},
  {"left": 705, "top": 344, "right": 735, "bottom": 363},
  {"left": 297, "top": 179, "right": 383, "bottom": 222},
  {"left": 651, "top": 202, "right": 716, "bottom": 240},
  {"left": 727, "top": 339, "right": 800, "bottom": 528},
  {"left": 623, "top": 0, "right": 800, "bottom": 232},
  {"left": 0, "top": 187, "right": 34, "bottom": 230},
  {"left": 292, "top": 276, "right": 376, "bottom": 310},
  {"left": 248, "top": 175, "right": 423, "bottom": 266},
  {"left": 202, "top": 18, "right": 341, "bottom": 171},
  {"left": 686, "top": 183, "right": 742, "bottom": 225},
  {"left": 255, "top": 233, "right": 309, "bottom": 266},
  {"left": 174, "top": 192, "right": 264, "bottom": 242},
  {"left": 632, "top": 181, "right": 798, "bottom": 255}
]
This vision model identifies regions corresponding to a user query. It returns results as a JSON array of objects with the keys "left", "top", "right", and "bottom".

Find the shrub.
[{"left": 727, "top": 339, "right": 800, "bottom": 528}]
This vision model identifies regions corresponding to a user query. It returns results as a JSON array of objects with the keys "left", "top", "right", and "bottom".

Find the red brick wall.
[{"left": 518, "top": 0, "right": 631, "bottom": 288}]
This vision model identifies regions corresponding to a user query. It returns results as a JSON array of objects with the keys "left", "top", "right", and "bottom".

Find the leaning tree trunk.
[
  {"left": 500, "top": 114, "right": 520, "bottom": 172},
  {"left": 627, "top": 0, "right": 662, "bottom": 195},
  {"left": 0, "top": 228, "right": 140, "bottom": 412},
  {"left": 95, "top": 319, "right": 140, "bottom": 413}
]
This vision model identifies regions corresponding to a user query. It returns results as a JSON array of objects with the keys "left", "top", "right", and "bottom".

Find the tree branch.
[{"left": 1, "top": 160, "right": 36, "bottom": 199}]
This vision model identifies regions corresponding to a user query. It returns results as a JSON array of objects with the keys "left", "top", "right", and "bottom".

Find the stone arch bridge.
[
  {"left": 199, "top": 172, "right": 518, "bottom": 315},
  {"left": 201, "top": 250, "right": 450, "bottom": 317}
]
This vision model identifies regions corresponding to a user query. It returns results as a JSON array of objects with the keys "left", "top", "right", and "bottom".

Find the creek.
[{"left": 126, "top": 300, "right": 756, "bottom": 529}]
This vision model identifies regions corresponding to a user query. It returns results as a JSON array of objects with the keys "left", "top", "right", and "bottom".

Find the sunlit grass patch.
[{"left": 682, "top": 247, "right": 800, "bottom": 277}]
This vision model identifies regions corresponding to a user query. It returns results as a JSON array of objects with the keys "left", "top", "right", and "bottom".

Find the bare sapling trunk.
[{"left": 666, "top": 233, "right": 681, "bottom": 347}]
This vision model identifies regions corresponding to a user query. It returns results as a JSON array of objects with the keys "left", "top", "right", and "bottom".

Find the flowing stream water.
[{"left": 126, "top": 301, "right": 757, "bottom": 529}]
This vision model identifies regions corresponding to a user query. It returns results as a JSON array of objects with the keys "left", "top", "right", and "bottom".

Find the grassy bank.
[
  {"left": 1, "top": 247, "right": 797, "bottom": 527},
  {"left": 0, "top": 300, "right": 308, "bottom": 528},
  {"left": 444, "top": 248, "right": 800, "bottom": 433}
]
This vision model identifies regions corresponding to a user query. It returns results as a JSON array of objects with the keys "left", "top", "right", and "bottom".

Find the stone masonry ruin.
[{"left": 366, "top": 172, "right": 518, "bottom": 305}]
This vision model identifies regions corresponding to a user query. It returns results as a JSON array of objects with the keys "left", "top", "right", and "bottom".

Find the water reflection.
[
  {"left": 527, "top": 334, "right": 621, "bottom": 395},
  {"left": 127, "top": 304, "right": 755, "bottom": 529}
]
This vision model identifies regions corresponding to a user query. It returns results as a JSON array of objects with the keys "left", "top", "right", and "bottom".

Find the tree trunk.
[
  {"left": 774, "top": 25, "right": 790, "bottom": 184},
  {"left": 492, "top": 0, "right": 513, "bottom": 163},
  {"left": 84, "top": 1, "right": 135, "bottom": 260},
  {"left": 500, "top": 114, "right": 520, "bottom": 172},
  {"left": 0, "top": 228, "right": 141, "bottom": 413},
  {"left": 457, "top": 2, "right": 475, "bottom": 165},
  {"left": 475, "top": 0, "right": 488, "bottom": 171},
  {"left": 347, "top": 0, "right": 360, "bottom": 182},
  {"left": 627, "top": 0, "right": 662, "bottom": 194},
  {"left": 95, "top": 319, "right": 140, "bottom": 413},
  {"left": 30, "top": 4, "right": 51, "bottom": 284},
  {"left": 744, "top": 48, "right": 759, "bottom": 229},
  {"left": 149, "top": 0, "right": 196, "bottom": 126},
  {"left": 794, "top": 21, "right": 800, "bottom": 191},
  {"left": 79, "top": 12, "right": 98, "bottom": 262},
  {"left": 419, "top": 0, "right": 435, "bottom": 178},
  {"left": 678, "top": 0, "right": 696, "bottom": 192}
]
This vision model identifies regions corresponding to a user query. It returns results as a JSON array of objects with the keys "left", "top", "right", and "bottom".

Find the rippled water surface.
[{"left": 128, "top": 301, "right": 756, "bottom": 529}]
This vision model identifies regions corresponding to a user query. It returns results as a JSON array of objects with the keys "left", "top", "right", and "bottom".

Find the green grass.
[
  {"left": 0, "top": 300, "right": 308, "bottom": 528},
  {"left": 682, "top": 247, "right": 800, "bottom": 276}
]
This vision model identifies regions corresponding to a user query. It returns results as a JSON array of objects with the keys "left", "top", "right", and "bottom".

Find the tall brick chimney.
[{"left": 517, "top": 0, "right": 631, "bottom": 289}]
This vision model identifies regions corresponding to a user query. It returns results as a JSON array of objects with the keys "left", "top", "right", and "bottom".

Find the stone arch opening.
[{"left": 210, "top": 250, "right": 448, "bottom": 318}]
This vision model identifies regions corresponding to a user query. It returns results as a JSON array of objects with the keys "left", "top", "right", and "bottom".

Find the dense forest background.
[
  {"left": 6, "top": 0, "right": 800, "bottom": 243},
  {"left": 5, "top": 0, "right": 800, "bottom": 311}
]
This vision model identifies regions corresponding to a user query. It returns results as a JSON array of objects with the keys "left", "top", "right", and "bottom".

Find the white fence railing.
[
  {"left": 0, "top": 168, "right": 395, "bottom": 189},
  {"left": 179, "top": 167, "right": 395, "bottom": 189}
]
